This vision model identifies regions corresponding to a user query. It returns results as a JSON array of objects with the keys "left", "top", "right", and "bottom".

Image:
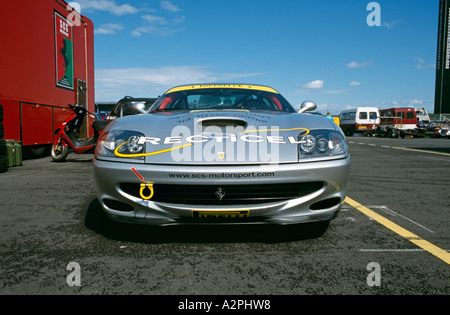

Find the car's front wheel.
[{"left": 306, "top": 220, "right": 330, "bottom": 238}]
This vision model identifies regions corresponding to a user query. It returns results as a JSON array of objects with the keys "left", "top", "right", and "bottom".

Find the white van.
[{"left": 339, "top": 107, "right": 380, "bottom": 136}]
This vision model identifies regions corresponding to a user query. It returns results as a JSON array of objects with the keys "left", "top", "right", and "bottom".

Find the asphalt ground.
[{"left": 0, "top": 136, "right": 449, "bottom": 298}]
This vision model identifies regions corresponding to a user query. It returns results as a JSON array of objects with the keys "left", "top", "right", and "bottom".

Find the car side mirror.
[
  {"left": 298, "top": 101, "right": 317, "bottom": 113},
  {"left": 131, "top": 102, "right": 146, "bottom": 114}
]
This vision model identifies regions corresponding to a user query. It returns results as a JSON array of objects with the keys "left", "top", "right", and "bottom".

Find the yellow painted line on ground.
[
  {"left": 344, "top": 197, "right": 450, "bottom": 265},
  {"left": 391, "top": 147, "right": 450, "bottom": 157}
]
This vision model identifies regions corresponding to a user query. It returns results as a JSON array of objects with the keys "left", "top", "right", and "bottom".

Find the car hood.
[{"left": 109, "top": 110, "right": 337, "bottom": 165}]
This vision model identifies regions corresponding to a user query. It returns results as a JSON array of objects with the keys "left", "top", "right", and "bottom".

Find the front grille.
[{"left": 119, "top": 182, "right": 324, "bottom": 205}]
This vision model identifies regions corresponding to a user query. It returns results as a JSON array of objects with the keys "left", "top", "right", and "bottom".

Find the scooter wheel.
[{"left": 51, "top": 144, "right": 69, "bottom": 162}]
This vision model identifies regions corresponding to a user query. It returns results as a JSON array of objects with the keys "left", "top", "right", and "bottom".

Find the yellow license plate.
[{"left": 192, "top": 210, "right": 249, "bottom": 219}]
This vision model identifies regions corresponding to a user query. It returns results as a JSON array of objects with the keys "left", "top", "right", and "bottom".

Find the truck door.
[
  {"left": 357, "top": 110, "right": 368, "bottom": 131},
  {"left": 369, "top": 111, "right": 378, "bottom": 126}
]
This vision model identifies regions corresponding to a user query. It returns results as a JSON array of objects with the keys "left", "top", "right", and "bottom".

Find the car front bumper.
[{"left": 93, "top": 157, "right": 350, "bottom": 226}]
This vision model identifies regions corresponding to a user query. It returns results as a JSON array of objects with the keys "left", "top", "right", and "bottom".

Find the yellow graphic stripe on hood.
[
  {"left": 113, "top": 127, "right": 310, "bottom": 158},
  {"left": 114, "top": 142, "right": 193, "bottom": 158},
  {"left": 165, "top": 84, "right": 279, "bottom": 94}
]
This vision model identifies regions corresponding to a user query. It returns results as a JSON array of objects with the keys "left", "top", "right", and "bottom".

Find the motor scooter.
[{"left": 51, "top": 104, "right": 109, "bottom": 162}]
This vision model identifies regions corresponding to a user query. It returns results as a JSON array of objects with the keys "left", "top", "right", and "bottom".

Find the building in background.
[{"left": 435, "top": 0, "right": 450, "bottom": 115}]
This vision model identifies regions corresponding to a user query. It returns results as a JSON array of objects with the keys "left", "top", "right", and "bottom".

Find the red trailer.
[{"left": 0, "top": 0, "right": 95, "bottom": 156}]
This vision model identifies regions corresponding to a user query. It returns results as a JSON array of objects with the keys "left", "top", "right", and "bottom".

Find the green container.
[
  {"left": 6, "top": 140, "right": 22, "bottom": 167},
  {"left": 14, "top": 140, "right": 22, "bottom": 166},
  {"left": 6, "top": 140, "right": 14, "bottom": 167}
]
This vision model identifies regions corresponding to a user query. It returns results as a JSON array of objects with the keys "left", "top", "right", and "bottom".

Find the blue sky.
[{"left": 73, "top": 0, "right": 439, "bottom": 114}]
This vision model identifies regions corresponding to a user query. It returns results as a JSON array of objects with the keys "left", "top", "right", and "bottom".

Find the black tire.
[
  {"left": 0, "top": 138, "right": 6, "bottom": 156},
  {"left": 51, "top": 143, "right": 69, "bottom": 162},
  {"left": 0, "top": 123, "right": 4, "bottom": 139},
  {"left": 30, "top": 145, "right": 49, "bottom": 157},
  {"left": 0, "top": 104, "right": 3, "bottom": 123},
  {"left": 85, "top": 198, "right": 118, "bottom": 237},
  {"left": 387, "top": 128, "right": 397, "bottom": 138},
  {"left": 345, "top": 127, "right": 354, "bottom": 137},
  {"left": 376, "top": 127, "right": 383, "bottom": 137}
]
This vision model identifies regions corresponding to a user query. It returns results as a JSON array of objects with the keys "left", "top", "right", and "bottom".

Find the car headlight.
[
  {"left": 298, "top": 130, "right": 347, "bottom": 160},
  {"left": 95, "top": 130, "right": 145, "bottom": 160}
]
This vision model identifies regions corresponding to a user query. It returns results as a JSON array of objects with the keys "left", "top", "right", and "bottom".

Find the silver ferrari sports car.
[{"left": 93, "top": 84, "right": 350, "bottom": 234}]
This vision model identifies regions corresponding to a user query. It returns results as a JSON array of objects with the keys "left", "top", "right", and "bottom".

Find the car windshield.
[{"left": 150, "top": 88, "right": 295, "bottom": 112}]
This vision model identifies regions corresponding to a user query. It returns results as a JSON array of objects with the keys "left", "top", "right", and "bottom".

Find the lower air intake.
[{"left": 120, "top": 182, "right": 325, "bottom": 205}]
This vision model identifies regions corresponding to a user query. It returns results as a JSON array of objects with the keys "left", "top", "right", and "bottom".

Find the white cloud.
[
  {"left": 410, "top": 99, "right": 424, "bottom": 105},
  {"left": 142, "top": 14, "right": 168, "bottom": 24},
  {"left": 161, "top": 0, "right": 180, "bottom": 12},
  {"left": 78, "top": 0, "right": 185, "bottom": 37},
  {"left": 307, "top": 103, "right": 328, "bottom": 112},
  {"left": 382, "top": 20, "right": 402, "bottom": 29},
  {"left": 416, "top": 64, "right": 435, "bottom": 70},
  {"left": 76, "top": 0, "right": 138, "bottom": 15},
  {"left": 414, "top": 57, "right": 435, "bottom": 70},
  {"left": 349, "top": 81, "right": 361, "bottom": 86},
  {"left": 346, "top": 61, "right": 372, "bottom": 69},
  {"left": 94, "top": 23, "right": 124, "bottom": 35},
  {"left": 303, "top": 80, "right": 324, "bottom": 89},
  {"left": 95, "top": 66, "right": 265, "bottom": 101},
  {"left": 131, "top": 14, "right": 185, "bottom": 37}
]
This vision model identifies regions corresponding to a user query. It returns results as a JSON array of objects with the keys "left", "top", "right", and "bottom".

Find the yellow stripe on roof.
[{"left": 165, "top": 84, "right": 279, "bottom": 94}]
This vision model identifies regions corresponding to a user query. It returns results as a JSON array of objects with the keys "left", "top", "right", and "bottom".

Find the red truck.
[{"left": 0, "top": 0, "right": 95, "bottom": 156}]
